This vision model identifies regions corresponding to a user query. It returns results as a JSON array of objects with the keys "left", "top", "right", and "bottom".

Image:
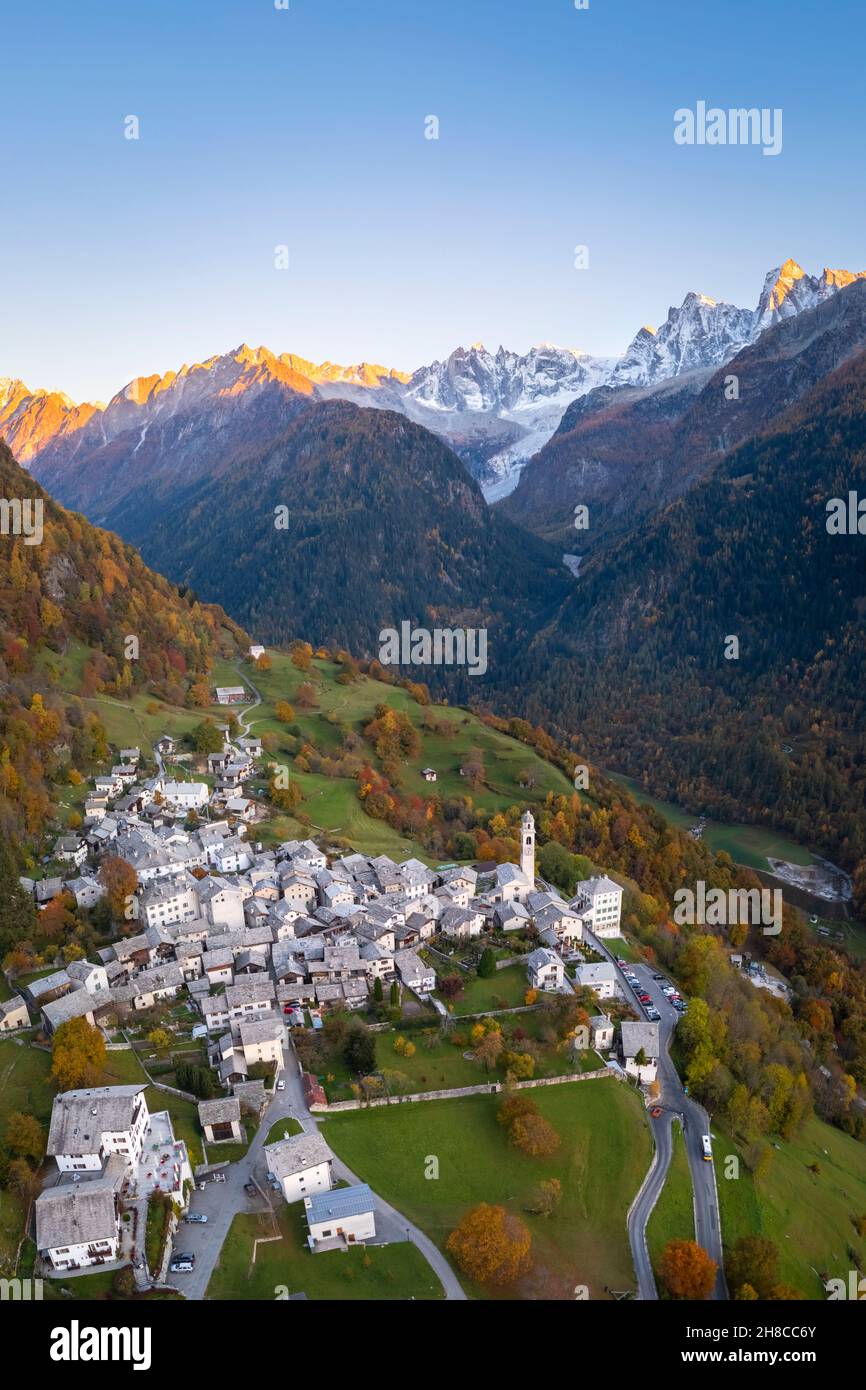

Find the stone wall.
[{"left": 311, "top": 1066, "right": 616, "bottom": 1113}]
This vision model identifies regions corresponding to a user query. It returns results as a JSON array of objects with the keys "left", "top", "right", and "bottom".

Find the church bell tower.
[{"left": 520, "top": 809, "right": 535, "bottom": 884}]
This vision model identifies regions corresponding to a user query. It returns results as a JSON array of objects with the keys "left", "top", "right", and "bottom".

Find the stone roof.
[
  {"left": 219, "top": 1052, "right": 248, "bottom": 1081},
  {"left": 526, "top": 946, "right": 561, "bottom": 971},
  {"left": 265, "top": 1131, "right": 332, "bottom": 1181},
  {"left": 314, "top": 983, "right": 344, "bottom": 1003},
  {"left": 47, "top": 1085, "right": 146, "bottom": 1156},
  {"left": 200, "top": 995, "right": 230, "bottom": 1017},
  {"left": 620, "top": 1020, "right": 660, "bottom": 1059},
  {"left": 35, "top": 1177, "right": 119, "bottom": 1251},
  {"left": 322, "top": 945, "right": 362, "bottom": 970},
  {"left": 494, "top": 862, "right": 530, "bottom": 887},
  {"left": 393, "top": 948, "right": 428, "bottom": 977},
  {"left": 238, "top": 1017, "right": 284, "bottom": 1046},
  {"left": 197, "top": 1096, "right": 241, "bottom": 1127},
  {"left": 576, "top": 874, "right": 622, "bottom": 898},
  {"left": 42, "top": 989, "right": 98, "bottom": 1030},
  {"left": 28, "top": 969, "right": 72, "bottom": 1000},
  {"left": 0, "top": 996, "right": 29, "bottom": 1020},
  {"left": 232, "top": 1080, "right": 267, "bottom": 1109},
  {"left": 226, "top": 978, "right": 275, "bottom": 1008},
  {"left": 130, "top": 963, "right": 184, "bottom": 996}
]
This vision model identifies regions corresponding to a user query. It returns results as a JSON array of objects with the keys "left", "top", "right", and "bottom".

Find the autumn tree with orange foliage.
[
  {"left": 658, "top": 1239, "right": 717, "bottom": 1300},
  {"left": 446, "top": 1203, "right": 532, "bottom": 1286},
  {"left": 496, "top": 1092, "right": 560, "bottom": 1156},
  {"left": 51, "top": 1017, "right": 107, "bottom": 1091},
  {"left": 98, "top": 855, "right": 138, "bottom": 923},
  {"left": 509, "top": 1110, "right": 559, "bottom": 1157}
]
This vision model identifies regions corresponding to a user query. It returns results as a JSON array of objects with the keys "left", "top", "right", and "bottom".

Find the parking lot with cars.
[
  {"left": 165, "top": 1166, "right": 249, "bottom": 1285},
  {"left": 616, "top": 957, "right": 685, "bottom": 1022}
]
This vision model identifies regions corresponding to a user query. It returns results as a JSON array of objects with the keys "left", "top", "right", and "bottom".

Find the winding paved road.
[
  {"left": 233, "top": 663, "right": 262, "bottom": 738},
  {"left": 585, "top": 932, "right": 727, "bottom": 1300}
]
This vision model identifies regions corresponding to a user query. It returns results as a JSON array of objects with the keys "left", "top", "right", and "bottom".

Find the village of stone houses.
[{"left": 0, "top": 654, "right": 713, "bottom": 1304}]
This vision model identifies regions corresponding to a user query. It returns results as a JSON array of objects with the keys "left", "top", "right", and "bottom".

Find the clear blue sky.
[{"left": 2, "top": 0, "right": 865, "bottom": 401}]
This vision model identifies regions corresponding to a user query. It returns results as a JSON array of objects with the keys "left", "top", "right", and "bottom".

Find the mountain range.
[
  {"left": 6, "top": 259, "right": 862, "bottom": 506},
  {"left": 504, "top": 343, "right": 866, "bottom": 870},
  {"left": 502, "top": 272, "right": 866, "bottom": 550},
  {"left": 3, "top": 256, "right": 866, "bottom": 870}
]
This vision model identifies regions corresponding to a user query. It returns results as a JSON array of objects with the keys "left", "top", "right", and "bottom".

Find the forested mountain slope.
[{"left": 496, "top": 350, "right": 866, "bottom": 870}]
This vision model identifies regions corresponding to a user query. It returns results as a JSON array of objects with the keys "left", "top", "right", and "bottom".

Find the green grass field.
[
  {"left": 207, "top": 1203, "right": 444, "bottom": 1300},
  {"left": 646, "top": 1120, "right": 695, "bottom": 1274},
  {"left": 713, "top": 1116, "right": 866, "bottom": 1298},
  {"left": 263, "top": 1117, "right": 304, "bottom": 1145},
  {"left": 802, "top": 911, "right": 866, "bottom": 962},
  {"left": 320, "top": 1078, "right": 651, "bottom": 1299},
  {"left": 313, "top": 1019, "right": 604, "bottom": 1103},
  {"left": 43, "top": 1270, "right": 183, "bottom": 1301},
  {"left": 602, "top": 937, "right": 643, "bottom": 963},
  {"left": 609, "top": 773, "right": 812, "bottom": 872},
  {"left": 0, "top": 1040, "right": 55, "bottom": 1270},
  {"left": 434, "top": 964, "right": 531, "bottom": 1017},
  {"left": 46, "top": 646, "right": 578, "bottom": 866},
  {"left": 241, "top": 651, "right": 576, "bottom": 859}
]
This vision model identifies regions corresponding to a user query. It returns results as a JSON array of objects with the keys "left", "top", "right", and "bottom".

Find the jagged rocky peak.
[
  {"left": 613, "top": 258, "right": 866, "bottom": 389},
  {"left": 404, "top": 341, "right": 611, "bottom": 413},
  {"left": 753, "top": 258, "right": 866, "bottom": 334}
]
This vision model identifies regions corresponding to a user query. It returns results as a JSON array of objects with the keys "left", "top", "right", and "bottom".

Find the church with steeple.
[{"left": 484, "top": 809, "right": 537, "bottom": 906}]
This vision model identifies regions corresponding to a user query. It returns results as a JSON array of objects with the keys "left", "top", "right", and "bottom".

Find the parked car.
[
  {"left": 244, "top": 1181, "right": 257, "bottom": 1196},
  {"left": 276, "top": 1079, "right": 286, "bottom": 1091},
  {"left": 184, "top": 1212, "right": 208, "bottom": 1223},
  {"left": 213, "top": 1171, "right": 227, "bottom": 1183},
  {"left": 197, "top": 1181, "right": 207, "bottom": 1190}
]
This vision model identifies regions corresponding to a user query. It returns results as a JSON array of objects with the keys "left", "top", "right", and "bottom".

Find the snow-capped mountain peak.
[
  {"left": 404, "top": 341, "right": 610, "bottom": 414},
  {"left": 610, "top": 258, "right": 866, "bottom": 392},
  {"left": 612, "top": 290, "right": 754, "bottom": 388},
  {"left": 4, "top": 257, "right": 864, "bottom": 496},
  {"left": 752, "top": 258, "right": 866, "bottom": 335}
]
